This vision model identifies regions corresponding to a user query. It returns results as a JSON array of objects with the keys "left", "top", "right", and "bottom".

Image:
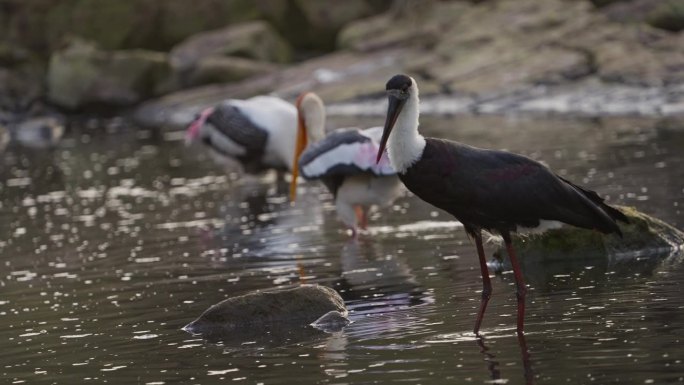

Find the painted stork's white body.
[
  {"left": 186, "top": 96, "right": 299, "bottom": 173},
  {"left": 187, "top": 93, "right": 402, "bottom": 234},
  {"left": 291, "top": 93, "right": 402, "bottom": 235}
]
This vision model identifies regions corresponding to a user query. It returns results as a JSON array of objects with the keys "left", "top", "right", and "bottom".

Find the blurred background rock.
[{"left": 0, "top": 0, "right": 682, "bottom": 129}]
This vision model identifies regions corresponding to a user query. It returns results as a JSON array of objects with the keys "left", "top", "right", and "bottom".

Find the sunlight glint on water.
[{"left": 0, "top": 115, "right": 683, "bottom": 385}]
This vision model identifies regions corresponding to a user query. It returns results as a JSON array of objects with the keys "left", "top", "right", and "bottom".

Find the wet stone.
[{"left": 182, "top": 285, "right": 348, "bottom": 337}]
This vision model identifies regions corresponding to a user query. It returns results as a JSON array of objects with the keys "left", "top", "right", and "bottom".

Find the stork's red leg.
[
  {"left": 502, "top": 232, "right": 527, "bottom": 335},
  {"left": 473, "top": 231, "right": 492, "bottom": 335}
]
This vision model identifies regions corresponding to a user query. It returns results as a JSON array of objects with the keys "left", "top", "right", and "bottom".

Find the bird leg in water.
[
  {"left": 475, "top": 335, "right": 501, "bottom": 381},
  {"left": 354, "top": 206, "right": 368, "bottom": 230},
  {"left": 473, "top": 231, "right": 492, "bottom": 335},
  {"left": 517, "top": 332, "right": 534, "bottom": 384},
  {"left": 502, "top": 232, "right": 527, "bottom": 335}
]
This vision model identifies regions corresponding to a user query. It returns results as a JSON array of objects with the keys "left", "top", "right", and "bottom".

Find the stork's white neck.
[
  {"left": 387, "top": 85, "right": 425, "bottom": 173},
  {"left": 301, "top": 96, "right": 326, "bottom": 144}
]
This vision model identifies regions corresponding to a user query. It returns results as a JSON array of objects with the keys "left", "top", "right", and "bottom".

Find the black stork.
[
  {"left": 289, "top": 92, "right": 401, "bottom": 236},
  {"left": 376, "top": 74, "right": 628, "bottom": 335}
]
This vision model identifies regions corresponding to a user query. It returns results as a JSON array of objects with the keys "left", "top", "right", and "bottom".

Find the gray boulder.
[
  {"left": 183, "top": 285, "right": 348, "bottom": 337},
  {"left": 187, "top": 56, "right": 278, "bottom": 87},
  {"left": 170, "top": 21, "right": 292, "bottom": 75}
]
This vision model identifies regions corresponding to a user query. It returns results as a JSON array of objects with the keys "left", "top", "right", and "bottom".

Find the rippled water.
[{"left": 1, "top": 115, "right": 683, "bottom": 384}]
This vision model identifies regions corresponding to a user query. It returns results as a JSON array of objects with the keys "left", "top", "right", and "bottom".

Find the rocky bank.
[{"left": 0, "top": 0, "right": 683, "bottom": 132}]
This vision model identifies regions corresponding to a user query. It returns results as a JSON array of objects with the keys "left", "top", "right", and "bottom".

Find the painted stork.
[
  {"left": 290, "top": 92, "right": 401, "bottom": 236},
  {"left": 376, "top": 74, "right": 628, "bottom": 335},
  {"left": 186, "top": 95, "right": 298, "bottom": 173}
]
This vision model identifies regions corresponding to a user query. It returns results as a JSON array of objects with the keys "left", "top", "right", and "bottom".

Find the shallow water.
[{"left": 1, "top": 115, "right": 683, "bottom": 385}]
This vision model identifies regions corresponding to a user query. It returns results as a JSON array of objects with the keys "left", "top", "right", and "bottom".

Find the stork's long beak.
[
  {"left": 289, "top": 112, "right": 307, "bottom": 202},
  {"left": 185, "top": 107, "right": 214, "bottom": 145},
  {"left": 376, "top": 93, "right": 406, "bottom": 163}
]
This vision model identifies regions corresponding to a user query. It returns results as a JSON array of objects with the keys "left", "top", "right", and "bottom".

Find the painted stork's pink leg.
[{"left": 354, "top": 206, "right": 368, "bottom": 230}]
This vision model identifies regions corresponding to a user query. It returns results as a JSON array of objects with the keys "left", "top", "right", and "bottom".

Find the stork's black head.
[
  {"left": 377, "top": 74, "right": 413, "bottom": 163},
  {"left": 386, "top": 74, "right": 412, "bottom": 94}
]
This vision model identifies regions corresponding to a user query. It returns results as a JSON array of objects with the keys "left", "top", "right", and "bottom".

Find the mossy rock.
[
  {"left": 47, "top": 39, "right": 172, "bottom": 109},
  {"left": 183, "top": 285, "right": 348, "bottom": 337},
  {"left": 494, "top": 206, "right": 684, "bottom": 264},
  {"left": 647, "top": 0, "right": 684, "bottom": 32}
]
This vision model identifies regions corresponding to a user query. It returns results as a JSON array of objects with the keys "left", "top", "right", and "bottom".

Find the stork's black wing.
[
  {"left": 207, "top": 103, "right": 269, "bottom": 154},
  {"left": 400, "top": 138, "right": 626, "bottom": 235},
  {"left": 299, "top": 128, "right": 396, "bottom": 179}
]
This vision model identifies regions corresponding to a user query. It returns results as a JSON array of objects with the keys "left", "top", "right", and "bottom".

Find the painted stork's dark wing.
[
  {"left": 299, "top": 128, "right": 396, "bottom": 180},
  {"left": 400, "top": 138, "right": 626, "bottom": 235},
  {"left": 206, "top": 103, "right": 269, "bottom": 153}
]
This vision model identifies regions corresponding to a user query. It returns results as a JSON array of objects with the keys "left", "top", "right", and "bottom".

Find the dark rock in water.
[
  {"left": 494, "top": 206, "right": 684, "bottom": 266},
  {"left": 183, "top": 285, "right": 348, "bottom": 337}
]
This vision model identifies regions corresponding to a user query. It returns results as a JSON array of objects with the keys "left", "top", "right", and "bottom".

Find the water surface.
[{"left": 1, "top": 115, "right": 683, "bottom": 384}]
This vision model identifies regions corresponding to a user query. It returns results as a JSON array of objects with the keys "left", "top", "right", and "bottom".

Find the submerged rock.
[
  {"left": 494, "top": 206, "right": 684, "bottom": 266},
  {"left": 183, "top": 285, "right": 348, "bottom": 337}
]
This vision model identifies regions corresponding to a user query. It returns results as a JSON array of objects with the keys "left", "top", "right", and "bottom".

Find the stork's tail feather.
[
  {"left": 598, "top": 202, "right": 629, "bottom": 224},
  {"left": 559, "top": 176, "right": 628, "bottom": 236}
]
